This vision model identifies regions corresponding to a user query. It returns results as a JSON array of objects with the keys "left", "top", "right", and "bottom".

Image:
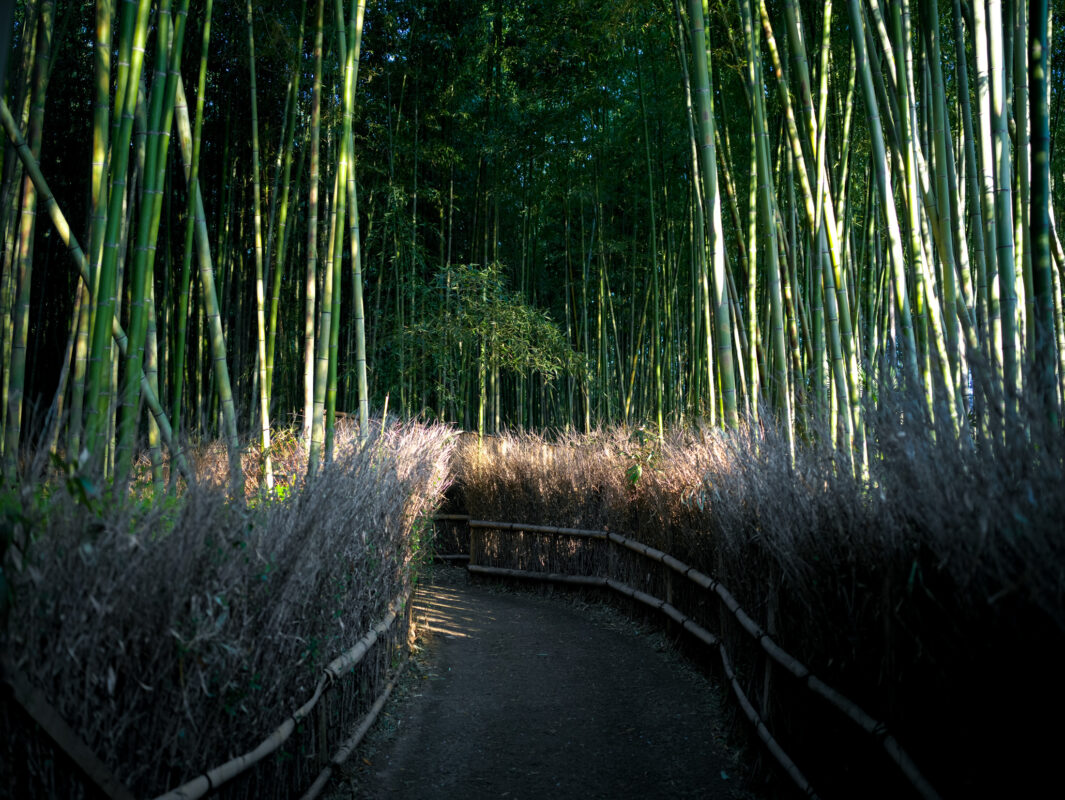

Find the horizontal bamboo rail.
[
  {"left": 153, "top": 590, "right": 411, "bottom": 800},
  {"left": 469, "top": 519, "right": 942, "bottom": 800},
  {"left": 467, "top": 564, "right": 818, "bottom": 798},
  {"left": 469, "top": 519, "right": 608, "bottom": 540},
  {"left": 299, "top": 657, "right": 411, "bottom": 800},
  {"left": 1, "top": 658, "right": 135, "bottom": 800}
]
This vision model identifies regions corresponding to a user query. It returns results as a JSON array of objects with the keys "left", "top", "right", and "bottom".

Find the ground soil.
[{"left": 326, "top": 564, "right": 762, "bottom": 799}]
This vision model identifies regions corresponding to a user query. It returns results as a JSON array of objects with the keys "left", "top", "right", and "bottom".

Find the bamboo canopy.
[{"left": 0, "top": 0, "right": 1061, "bottom": 479}]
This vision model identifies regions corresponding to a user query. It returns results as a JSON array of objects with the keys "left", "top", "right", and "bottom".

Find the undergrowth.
[
  {"left": 0, "top": 417, "right": 453, "bottom": 798},
  {"left": 451, "top": 398, "right": 1065, "bottom": 799}
]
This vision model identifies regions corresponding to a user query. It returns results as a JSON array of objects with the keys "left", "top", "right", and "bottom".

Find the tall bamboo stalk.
[
  {"left": 690, "top": 0, "right": 737, "bottom": 427},
  {"left": 304, "top": 0, "right": 325, "bottom": 445},
  {"left": 344, "top": 0, "right": 369, "bottom": 443},
  {"left": 173, "top": 78, "right": 243, "bottom": 496},
  {"left": 245, "top": 0, "right": 273, "bottom": 490},
  {"left": 2, "top": 0, "right": 53, "bottom": 478}
]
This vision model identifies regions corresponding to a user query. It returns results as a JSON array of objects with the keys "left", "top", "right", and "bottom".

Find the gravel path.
[{"left": 326, "top": 564, "right": 758, "bottom": 799}]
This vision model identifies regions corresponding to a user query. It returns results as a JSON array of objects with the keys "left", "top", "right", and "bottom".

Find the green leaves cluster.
[{"left": 412, "top": 262, "right": 581, "bottom": 381}]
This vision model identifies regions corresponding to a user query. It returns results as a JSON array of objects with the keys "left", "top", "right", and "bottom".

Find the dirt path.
[{"left": 327, "top": 565, "right": 757, "bottom": 799}]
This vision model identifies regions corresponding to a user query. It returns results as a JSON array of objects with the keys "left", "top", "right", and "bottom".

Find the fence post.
[
  {"left": 316, "top": 696, "right": 329, "bottom": 772},
  {"left": 470, "top": 522, "right": 482, "bottom": 566}
]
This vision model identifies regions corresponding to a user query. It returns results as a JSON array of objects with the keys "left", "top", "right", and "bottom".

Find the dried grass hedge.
[
  {"left": 0, "top": 418, "right": 453, "bottom": 799},
  {"left": 452, "top": 402, "right": 1065, "bottom": 799}
]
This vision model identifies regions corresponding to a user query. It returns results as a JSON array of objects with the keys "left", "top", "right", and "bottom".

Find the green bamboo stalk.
[
  {"left": 145, "top": 278, "right": 163, "bottom": 491},
  {"left": 671, "top": 0, "right": 715, "bottom": 423},
  {"left": 343, "top": 0, "right": 369, "bottom": 442},
  {"left": 0, "top": 95, "right": 193, "bottom": 484},
  {"left": 892, "top": 0, "right": 960, "bottom": 429},
  {"left": 84, "top": 0, "right": 151, "bottom": 469},
  {"left": 3, "top": 0, "right": 53, "bottom": 478},
  {"left": 244, "top": 0, "right": 273, "bottom": 491},
  {"left": 304, "top": 0, "right": 325, "bottom": 445},
  {"left": 0, "top": 3, "right": 39, "bottom": 451},
  {"left": 67, "top": 278, "right": 90, "bottom": 457},
  {"left": 1014, "top": 0, "right": 1033, "bottom": 366},
  {"left": 327, "top": 7, "right": 354, "bottom": 456},
  {"left": 846, "top": 0, "right": 923, "bottom": 401},
  {"left": 173, "top": 78, "right": 243, "bottom": 496},
  {"left": 266, "top": 6, "right": 305, "bottom": 408},
  {"left": 77, "top": 0, "right": 111, "bottom": 456},
  {"left": 1028, "top": 0, "right": 1056, "bottom": 420},
  {"left": 690, "top": 0, "right": 737, "bottom": 427},
  {"left": 636, "top": 49, "right": 664, "bottom": 438},
  {"left": 745, "top": 116, "right": 761, "bottom": 424},
  {"left": 987, "top": 0, "right": 1020, "bottom": 407},
  {"left": 764, "top": 0, "right": 860, "bottom": 445},
  {"left": 740, "top": 0, "right": 792, "bottom": 447},
  {"left": 171, "top": 0, "right": 212, "bottom": 454},
  {"left": 115, "top": 0, "right": 189, "bottom": 488},
  {"left": 310, "top": 69, "right": 346, "bottom": 477},
  {"left": 971, "top": 0, "right": 1006, "bottom": 401}
]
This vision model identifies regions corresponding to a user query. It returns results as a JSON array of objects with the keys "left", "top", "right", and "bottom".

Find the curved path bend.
[{"left": 327, "top": 565, "right": 758, "bottom": 799}]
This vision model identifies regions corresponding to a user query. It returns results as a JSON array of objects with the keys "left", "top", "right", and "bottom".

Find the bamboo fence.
[
  {"left": 298, "top": 656, "right": 409, "bottom": 800},
  {"left": 465, "top": 518, "right": 942, "bottom": 800},
  {"left": 0, "top": 658, "right": 137, "bottom": 800},
  {"left": 152, "top": 588, "right": 411, "bottom": 800}
]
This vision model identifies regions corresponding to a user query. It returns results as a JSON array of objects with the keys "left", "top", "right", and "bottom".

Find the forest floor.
[{"left": 325, "top": 563, "right": 764, "bottom": 800}]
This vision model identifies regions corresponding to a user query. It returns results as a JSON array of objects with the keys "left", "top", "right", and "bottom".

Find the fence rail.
[
  {"left": 153, "top": 589, "right": 411, "bottom": 800},
  {"left": 466, "top": 518, "right": 942, "bottom": 800}
]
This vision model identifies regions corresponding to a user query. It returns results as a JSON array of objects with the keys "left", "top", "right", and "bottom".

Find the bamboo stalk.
[
  {"left": 172, "top": 78, "right": 243, "bottom": 495},
  {"left": 469, "top": 519, "right": 608, "bottom": 540},
  {"left": 0, "top": 96, "right": 193, "bottom": 484},
  {"left": 246, "top": 0, "right": 273, "bottom": 491}
]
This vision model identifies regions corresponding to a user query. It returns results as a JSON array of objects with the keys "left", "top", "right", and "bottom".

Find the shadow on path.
[{"left": 330, "top": 565, "right": 753, "bottom": 799}]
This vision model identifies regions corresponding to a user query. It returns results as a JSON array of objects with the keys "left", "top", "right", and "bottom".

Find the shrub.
[
  {"left": 451, "top": 400, "right": 1065, "bottom": 799},
  {"left": 0, "top": 418, "right": 453, "bottom": 798}
]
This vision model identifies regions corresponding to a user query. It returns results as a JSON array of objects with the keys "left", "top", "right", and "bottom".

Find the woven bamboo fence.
[
  {"left": 464, "top": 518, "right": 943, "bottom": 800},
  {"left": 151, "top": 589, "right": 412, "bottom": 800},
  {"left": 1, "top": 589, "right": 410, "bottom": 800}
]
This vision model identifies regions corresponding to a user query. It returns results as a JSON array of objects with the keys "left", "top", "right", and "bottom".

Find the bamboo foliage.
[{"left": 0, "top": 0, "right": 1061, "bottom": 487}]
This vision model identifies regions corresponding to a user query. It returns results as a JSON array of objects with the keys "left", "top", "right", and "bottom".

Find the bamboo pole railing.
[
  {"left": 467, "top": 519, "right": 943, "bottom": 800},
  {"left": 152, "top": 589, "right": 411, "bottom": 800},
  {"left": 465, "top": 564, "right": 818, "bottom": 799},
  {"left": 299, "top": 656, "right": 411, "bottom": 800},
  {"left": 0, "top": 658, "right": 136, "bottom": 800},
  {"left": 432, "top": 514, "right": 473, "bottom": 561}
]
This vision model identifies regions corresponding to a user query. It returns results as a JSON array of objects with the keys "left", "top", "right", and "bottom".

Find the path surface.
[{"left": 327, "top": 565, "right": 756, "bottom": 799}]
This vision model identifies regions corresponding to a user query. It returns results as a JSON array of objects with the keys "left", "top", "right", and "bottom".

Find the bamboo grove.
[{"left": 0, "top": 0, "right": 1062, "bottom": 492}]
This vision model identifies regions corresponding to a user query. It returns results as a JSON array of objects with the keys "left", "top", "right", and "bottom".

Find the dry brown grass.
[
  {"left": 451, "top": 401, "right": 1065, "bottom": 798},
  {"left": 1, "top": 417, "right": 454, "bottom": 798}
]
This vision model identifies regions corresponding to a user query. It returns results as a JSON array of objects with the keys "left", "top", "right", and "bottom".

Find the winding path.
[{"left": 326, "top": 565, "right": 756, "bottom": 799}]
